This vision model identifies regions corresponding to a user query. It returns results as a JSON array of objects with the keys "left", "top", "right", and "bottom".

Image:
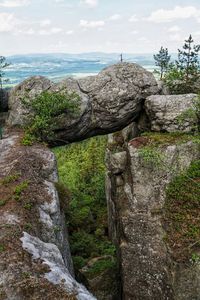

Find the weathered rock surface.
[
  {"left": 7, "top": 63, "right": 158, "bottom": 145},
  {"left": 0, "top": 131, "right": 96, "bottom": 300},
  {"left": 145, "top": 94, "right": 197, "bottom": 132},
  {"left": 106, "top": 128, "right": 200, "bottom": 299}
]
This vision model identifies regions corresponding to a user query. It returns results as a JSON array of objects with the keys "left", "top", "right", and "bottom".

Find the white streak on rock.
[{"left": 20, "top": 232, "right": 96, "bottom": 300}]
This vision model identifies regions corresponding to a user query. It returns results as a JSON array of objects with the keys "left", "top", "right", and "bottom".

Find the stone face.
[
  {"left": 0, "top": 132, "right": 96, "bottom": 300},
  {"left": 145, "top": 94, "right": 197, "bottom": 132},
  {"left": 106, "top": 129, "right": 200, "bottom": 299},
  {"left": 7, "top": 63, "right": 158, "bottom": 145}
]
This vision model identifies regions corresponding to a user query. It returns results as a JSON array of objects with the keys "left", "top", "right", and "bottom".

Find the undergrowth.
[
  {"left": 164, "top": 160, "right": 200, "bottom": 262},
  {"left": 53, "top": 136, "right": 117, "bottom": 277},
  {"left": 21, "top": 91, "right": 81, "bottom": 144}
]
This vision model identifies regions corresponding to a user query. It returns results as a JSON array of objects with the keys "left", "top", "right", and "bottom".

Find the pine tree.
[
  {"left": 176, "top": 35, "right": 200, "bottom": 84},
  {"left": 164, "top": 35, "right": 200, "bottom": 94},
  {"left": 0, "top": 56, "right": 10, "bottom": 112},
  {"left": 153, "top": 47, "right": 171, "bottom": 80}
]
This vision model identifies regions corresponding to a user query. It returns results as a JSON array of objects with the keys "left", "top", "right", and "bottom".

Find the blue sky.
[{"left": 0, "top": 0, "right": 200, "bottom": 55}]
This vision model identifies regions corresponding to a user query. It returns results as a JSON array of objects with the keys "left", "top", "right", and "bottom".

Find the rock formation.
[
  {"left": 1, "top": 63, "right": 159, "bottom": 299},
  {"left": 0, "top": 130, "right": 95, "bottom": 299},
  {"left": 106, "top": 94, "right": 200, "bottom": 299},
  {"left": 145, "top": 94, "right": 197, "bottom": 132},
  {"left": 1, "top": 62, "right": 199, "bottom": 299},
  {"left": 7, "top": 63, "right": 158, "bottom": 145}
]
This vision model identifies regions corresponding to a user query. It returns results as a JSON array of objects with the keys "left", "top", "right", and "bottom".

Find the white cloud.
[
  {"left": 0, "top": 12, "right": 18, "bottom": 32},
  {"left": 168, "top": 25, "right": 181, "bottom": 32},
  {"left": 138, "top": 37, "right": 149, "bottom": 42},
  {"left": 146, "top": 6, "right": 200, "bottom": 23},
  {"left": 194, "top": 31, "right": 200, "bottom": 37},
  {"left": 169, "top": 33, "right": 182, "bottom": 42},
  {"left": 80, "top": 0, "right": 98, "bottom": 8},
  {"left": 17, "top": 27, "right": 35, "bottom": 35},
  {"left": 129, "top": 15, "right": 139, "bottom": 22},
  {"left": 40, "top": 19, "right": 51, "bottom": 27},
  {"left": 38, "top": 27, "right": 63, "bottom": 35},
  {"left": 131, "top": 30, "right": 139, "bottom": 35},
  {"left": 66, "top": 30, "right": 74, "bottom": 35},
  {"left": 80, "top": 19, "right": 105, "bottom": 28},
  {"left": 109, "top": 14, "right": 121, "bottom": 21},
  {"left": 0, "top": 0, "right": 30, "bottom": 7}
]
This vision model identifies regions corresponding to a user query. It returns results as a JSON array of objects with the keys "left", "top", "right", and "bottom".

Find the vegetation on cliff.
[
  {"left": 164, "top": 160, "right": 200, "bottom": 262},
  {"left": 54, "top": 136, "right": 117, "bottom": 278},
  {"left": 22, "top": 91, "right": 81, "bottom": 144}
]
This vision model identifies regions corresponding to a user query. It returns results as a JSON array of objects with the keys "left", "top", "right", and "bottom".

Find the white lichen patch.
[
  {"left": 0, "top": 212, "right": 20, "bottom": 225},
  {"left": 20, "top": 232, "right": 96, "bottom": 300}
]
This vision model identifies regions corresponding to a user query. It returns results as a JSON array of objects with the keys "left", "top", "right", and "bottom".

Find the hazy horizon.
[{"left": 3, "top": 52, "right": 159, "bottom": 86}]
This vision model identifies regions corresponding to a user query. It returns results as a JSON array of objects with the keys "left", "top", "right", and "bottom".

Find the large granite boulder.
[
  {"left": 145, "top": 94, "right": 197, "bottom": 132},
  {"left": 8, "top": 76, "right": 52, "bottom": 126},
  {"left": 7, "top": 63, "right": 158, "bottom": 145},
  {"left": 106, "top": 128, "right": 200, "bottom": 299}
]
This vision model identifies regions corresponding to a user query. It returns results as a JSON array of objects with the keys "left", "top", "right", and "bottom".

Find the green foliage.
[
  {"left": 0, "top": 244, "right": 5, "bottom": 252},
  {"left": 73, "top": 256, "right": 86, "bottom": 270},
  {"left": 23, "top": 202, "right": 33, "bottom": 210},
  {"left": 21, "top": 133, "right": 35, "bottom": 146},
  {"left": 0, "top": 173, "right": 20, "bottom": 185},
  {"left": 153, "top": 46, "right": 171, "bottom": 80},
  {"left": 163, "top": 35, "right": 200, "bottom": 94},
  {"left": 164, "top": 160, "right": 200, "bottom": 262},
  {"left": 85, "top": 257, "right": 117, "bottom": 279},
  {"left": 0, "top": 199, "right": 6, "bottom": 206},
  {"left": 24, "top": 223, "right": 32, "bottom": 230},
  {"left": 54, "top": 136, "right": 117, "bottom": 275},
  {"left": 22, "top": 91, "right": 81, "bottom": 143},
  {"left": 55, "top": 181, "right": 71, "bottom": 212},
  {"left": 0, "top": 56, "right": 10, "bottom": 112},
  {"left": 14, "top": 180, "right": 29, "bottom": 201},
  {"left": 138, "top": 146, "right": 165, "bottom": 168},
  {"left": 176, "top": 95, "right": 200, "bottom": 132},
  {"left": 141, "top": 131, "right": 199, "bottom": 146},
  {"left": 191, "top": 253, "right": 200, "bottom": 263}
]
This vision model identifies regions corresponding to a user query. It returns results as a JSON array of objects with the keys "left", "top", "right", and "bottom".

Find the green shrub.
[
  {"left": 138, "top": 146, "right": 165, "bottom": 168},
  {"left": 73, "top": 256, "right": 86, "bottom": 270},
  {"left": 164, "top": 160, "right": 200, "bottom": 262},
  {"left": 0, "top": 199, "right": 6, "bottom": 206},
  {"left": 54, "top": 136, "right": 117, "bottom": 274},
  {"left": 85, "top": 257, "right": 117, "bottom": 279},
  {"left": 0, "top": 244, "right": 5, "bottom": 252},
  {"left": 14, "top": 180, "right": 29, "bottom": 201},
  {"left": 22, "top": 91, "right": 81, "bottom": 143},
  {"left": 55, "top": 181, "right": 71, "bottom": 212}
]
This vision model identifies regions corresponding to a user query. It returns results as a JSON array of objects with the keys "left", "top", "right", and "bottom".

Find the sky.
[{"left": 0, "top": 0, "right": 200, "bottom": 55}]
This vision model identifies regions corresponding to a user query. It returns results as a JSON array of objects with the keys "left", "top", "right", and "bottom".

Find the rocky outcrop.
[
  {"left": 0, "top": 130, "right": 95, "bottom": 300},
  {"left": 145, "top": 94, "right": 197, "bottom": 132},
  {"left": 3, "top": 62, "right": 200, "bottom": 299},
  {"left": 106, "top": 124, "right": 200, "bottom": 299},
  {"left": 7, "top": 63, "right": 158, "bottom": 145}
]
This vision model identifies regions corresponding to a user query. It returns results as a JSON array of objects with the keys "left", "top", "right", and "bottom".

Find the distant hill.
[{"left": 3, "top": 52, "right": 176, "bottom": 87}]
